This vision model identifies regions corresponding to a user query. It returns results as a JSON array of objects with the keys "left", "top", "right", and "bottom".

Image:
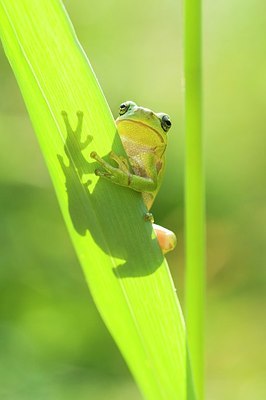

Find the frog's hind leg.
[
  {"left": 144, "top": 212, "right": 154, "bottom": 223},
  {"left": 153, "top": 223, "right": 177, "bottom": 254}
]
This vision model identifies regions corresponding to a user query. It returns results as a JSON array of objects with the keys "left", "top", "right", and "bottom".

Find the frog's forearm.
[
  {"left": 101, "top": 169, "right": 157, "bottom": 192},
  {"left": 91, "top": 151, "right": 157, "bottom": 192}
]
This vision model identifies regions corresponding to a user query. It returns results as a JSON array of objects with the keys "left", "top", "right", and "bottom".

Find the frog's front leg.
[
  {"left": 90, "top": 151, "right": 157, "bottom": 193},
  {"left": 109, "top": 151, "right": 130, "bottom": 174}
]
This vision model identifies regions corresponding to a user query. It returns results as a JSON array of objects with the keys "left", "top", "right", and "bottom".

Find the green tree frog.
[{"left": 90, "top": 101, "right": 177, "bottom": 254}]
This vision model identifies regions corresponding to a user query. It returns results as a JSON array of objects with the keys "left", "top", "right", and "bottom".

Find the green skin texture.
[{"left": 91, "top": 101, "right": 176, "bottom": 253}]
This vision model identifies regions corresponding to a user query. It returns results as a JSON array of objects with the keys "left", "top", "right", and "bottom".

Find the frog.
[{"left": 90, "top": 101, "right": 176, "bottom": 254}]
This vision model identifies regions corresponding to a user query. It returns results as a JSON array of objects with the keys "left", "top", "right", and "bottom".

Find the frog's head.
[{"left": 115, "top": 101, "right": 171, "bottom": 148}]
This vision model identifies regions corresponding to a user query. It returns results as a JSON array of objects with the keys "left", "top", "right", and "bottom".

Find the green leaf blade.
[{"left": 0, "top": 1, "right": 192, "bottom": 398}]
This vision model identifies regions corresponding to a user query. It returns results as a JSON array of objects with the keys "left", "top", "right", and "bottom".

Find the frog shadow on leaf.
[{"left": 57, "top": 111, "right": 163, "bottom": 277}]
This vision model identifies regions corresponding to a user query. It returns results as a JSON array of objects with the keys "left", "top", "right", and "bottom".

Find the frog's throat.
[{"left": 117, "top": 119, "right": 165, "bottom": 144}]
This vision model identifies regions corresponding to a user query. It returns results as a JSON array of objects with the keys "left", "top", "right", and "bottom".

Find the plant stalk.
[{"left": 184, "top": 0, "right": 205, "bottom": 399}]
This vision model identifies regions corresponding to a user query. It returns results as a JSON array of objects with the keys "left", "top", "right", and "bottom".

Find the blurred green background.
[{"left": 0, "top": 0, "right": 265, "bottom": 399}]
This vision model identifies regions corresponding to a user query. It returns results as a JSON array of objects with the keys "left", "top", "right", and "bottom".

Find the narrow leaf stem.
[{"left": 184, "top": 0, "right": 205, "bottom": 399}]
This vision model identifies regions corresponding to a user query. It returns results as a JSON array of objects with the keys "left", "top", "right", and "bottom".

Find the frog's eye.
[
  {"left": 119, "top": 102, "right": 130, "bottom": 115},
  {"left": 161, "top": 114, "right": 172, "bottom": 132}
]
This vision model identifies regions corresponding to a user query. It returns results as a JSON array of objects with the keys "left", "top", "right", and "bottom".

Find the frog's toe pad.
[
  {"left": 90, "top": 151, "right": 98, "bottom": 159},
  {"left": 144, "top": 212, "right": 154, "bottom": 223}
]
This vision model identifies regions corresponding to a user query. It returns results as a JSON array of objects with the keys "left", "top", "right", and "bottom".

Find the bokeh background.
[{"left": 0, "top": 0, "right": 265, "bottom": 399}]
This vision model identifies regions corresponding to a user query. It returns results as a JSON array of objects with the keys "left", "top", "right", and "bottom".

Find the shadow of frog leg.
[
  {"left": 61, "top": 110, "right": 94, "bottom": 176},
  {"left": 75, "top": 111, "right": 92, "bottom": 149},
  {"left": 61, "top": 110, "right": 83, "bottom": 136},
  {"left": 62, "top": 111, "right": 93, "bottom": 151},
  {"left": 61, "top": 110, "right": 74, "bottom": 134}
]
